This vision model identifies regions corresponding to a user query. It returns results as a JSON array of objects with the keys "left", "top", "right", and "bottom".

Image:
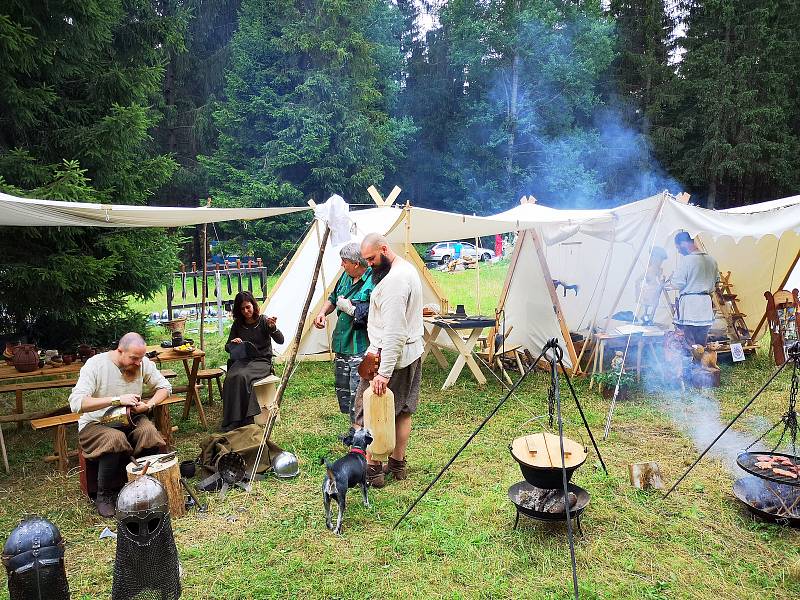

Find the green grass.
[{"left": 1, "top": 267, "right": 799, "bottom": 599}]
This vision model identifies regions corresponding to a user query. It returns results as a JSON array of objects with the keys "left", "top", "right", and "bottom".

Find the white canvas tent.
[
  {"left": 266, "top": 204, "right": 451, "bottom": 361},
  {"left": 0, "top": 191, "right": 309, "bottom": 227}
]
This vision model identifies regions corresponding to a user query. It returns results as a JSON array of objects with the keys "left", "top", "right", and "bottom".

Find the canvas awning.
[{"left": 0, "top": 192, "right": 310, "bottom": 227}]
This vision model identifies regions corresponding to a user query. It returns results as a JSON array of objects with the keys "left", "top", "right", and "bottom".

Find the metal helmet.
[
  {"left": 116, "top": 475, "right": 169, "bottom": 547},
  {"left": 272, "top": 451, "right": 299, "bottom": 478},
  {"left": 2, "top": 517, "right": 70, "bottom": 600}
]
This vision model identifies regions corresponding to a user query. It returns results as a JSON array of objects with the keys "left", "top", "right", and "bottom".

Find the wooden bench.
[
  {"left": 31, "top": 394, "right": 186, "bottom": 473},
  {"left": 0, "top": 369, "right": 178, "bottom": 430}
]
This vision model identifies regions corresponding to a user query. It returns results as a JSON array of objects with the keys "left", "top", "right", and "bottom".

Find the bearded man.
[
  {"left": 354, "top": 233, "right": 424, "bottom": 487},
  {"left": 69, "top": 332, "right": 172, "bottom": 517}
]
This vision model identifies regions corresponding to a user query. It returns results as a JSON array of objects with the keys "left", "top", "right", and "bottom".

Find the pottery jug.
[{"left": 12, "top": 344, "right": 39, "bottom": 373}]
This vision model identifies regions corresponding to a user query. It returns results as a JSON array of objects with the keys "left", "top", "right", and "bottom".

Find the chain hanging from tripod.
[{"left": 778, "top": 356, "right": 799, "bottom": 454}]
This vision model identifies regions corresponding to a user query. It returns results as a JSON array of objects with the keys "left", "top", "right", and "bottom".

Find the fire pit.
[
  {"left": 732, "top": 475, "right": 800, "bottom": 527},
  {"left": 508, "top": 481, "right": 590, "bottom": 533}
]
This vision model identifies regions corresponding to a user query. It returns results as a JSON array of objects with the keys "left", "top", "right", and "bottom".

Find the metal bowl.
[
  {"left": 732, "top": 475, "right": 800, "bottom": 528},
  {"left": 508, "top": 481, "right": 590, "bottom": 522}
]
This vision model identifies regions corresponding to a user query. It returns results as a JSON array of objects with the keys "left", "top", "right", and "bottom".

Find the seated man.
[{"left": 68, "top": 332, "right": 172, "bottom": 517}]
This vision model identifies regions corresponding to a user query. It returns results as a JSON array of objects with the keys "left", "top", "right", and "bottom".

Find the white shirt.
[
  {"left": 672, "top": 252, "right": 719, "bottom": 327},
  {"left": 366, "top": 256, "right": 424, "bottom": 378},
  {"left": 68, "top": 352, "right": 172, "bottom": 431}
]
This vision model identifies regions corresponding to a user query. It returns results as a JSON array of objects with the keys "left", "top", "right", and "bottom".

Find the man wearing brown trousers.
[{"left": 354, "top": 233, "right": 424, "bottom": 487}]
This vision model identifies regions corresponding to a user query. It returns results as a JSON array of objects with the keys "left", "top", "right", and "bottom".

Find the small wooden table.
[
  {"left": 422, "top": 315, "right": 496, "bottom": 389},
  {"left": 148, "top": 346, "right": 208, "bottom": 428}
]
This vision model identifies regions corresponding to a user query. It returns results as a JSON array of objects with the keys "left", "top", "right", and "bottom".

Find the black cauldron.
[{"left": 509, "top": 445, "right": 586, "bottom": 489}]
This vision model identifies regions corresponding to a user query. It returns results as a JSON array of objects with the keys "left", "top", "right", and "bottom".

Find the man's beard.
[
  {"left": 121, "top": 365, "right": 141, "bottom": 382},
  {"left": 371, "top": 253, "right": 391, "bottom": 283}
]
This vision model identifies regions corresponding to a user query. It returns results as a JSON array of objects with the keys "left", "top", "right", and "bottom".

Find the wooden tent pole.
[
  {"left": 199, "top": 219, "right": 208, "bottom": 358},
  {"left": 262, "top": 224, "right": 331, "bottom": 447},
  {"left": 475, "top": 230, "right": 481, "bottom": 314}
]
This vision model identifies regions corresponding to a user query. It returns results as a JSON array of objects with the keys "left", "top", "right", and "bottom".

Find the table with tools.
[
  {"left": 147, "top": 346, "right": 208, "bottom": 429},
  {"left": 422, "top": 314, "right": 497, "bottom": 389}
]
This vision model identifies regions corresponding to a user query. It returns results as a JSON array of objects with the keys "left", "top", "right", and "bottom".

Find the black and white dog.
[{"left": 321, "top": 428, "right": 373, "bottom": 535}]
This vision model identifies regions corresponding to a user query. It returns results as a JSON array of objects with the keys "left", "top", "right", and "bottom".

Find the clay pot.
[
  {"left": 77, "top": 344, "right": 92, "bottom": 361},
  {"left": 12, "top": 344, "right": 39, "bottom": 373}
]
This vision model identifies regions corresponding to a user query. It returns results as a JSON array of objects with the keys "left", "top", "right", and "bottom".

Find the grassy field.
[{"left": 1, "top": 263, "right": 799, "bottom": 599}]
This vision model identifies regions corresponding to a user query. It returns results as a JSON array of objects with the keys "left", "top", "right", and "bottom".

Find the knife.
[
  {"left": 236, "top": 259, "right": 243, "bottom": 293},
  {"left": 257, "top": 258, "right": 265, "bottom": 297},
  {"left": 180, "top": 263, "right": 186, "bottom": 300},
  {"left": 226, "top": 261, "right": 232, "bottom": 296},
  {"left": 191, "top": 262, "right": 198, "bottom": 298},
  {"left": 247, "top": 259, "right": 253, "bottom": 293}
]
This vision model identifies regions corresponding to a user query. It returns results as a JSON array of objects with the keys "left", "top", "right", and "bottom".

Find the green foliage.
[
  {"left": 591, "top": 368, "right": 637, "bottom": 389},
  {"left": 659, "top": 0, "right": 800, "bottom": 208},
  {"left": 0, "top": 1, "right": 184, "bottom": 347},
  {"left": 201, "top": 0, "right": 416, "bottom": 264}
]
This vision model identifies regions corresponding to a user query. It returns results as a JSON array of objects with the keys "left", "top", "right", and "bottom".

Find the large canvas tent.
[{"left": 266, "top": 204, "right": 453, "bottom": 361}]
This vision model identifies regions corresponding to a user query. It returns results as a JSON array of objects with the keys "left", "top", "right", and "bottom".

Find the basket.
[{"left": 162, "top": 318, "right": 187, "bottom": 334}]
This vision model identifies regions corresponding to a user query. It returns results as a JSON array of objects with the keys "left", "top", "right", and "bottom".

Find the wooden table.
[
  {"left": 422, "top": 315, "right": 496, "bottom": 390},
  {"left": 148, "top": 346, "right": 208, "bottom": 428}
]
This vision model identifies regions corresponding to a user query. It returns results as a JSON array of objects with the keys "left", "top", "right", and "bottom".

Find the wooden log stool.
[
  {"left": 195, "top": 368, "right": 224, "bottom": 404},
  {"left": 126, "top": 453, "right": 186, "bottom": 518}
]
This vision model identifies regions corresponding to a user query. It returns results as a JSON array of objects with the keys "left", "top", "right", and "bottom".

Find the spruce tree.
[
  {"left": 202, "top": 0, "right": 415, "bottom": 263},
  {"left": 670, "top": 0, "right": 800, "bottom": 208},
  {"left": 0, "top": 1, "right": 184, "bottom": 346}
]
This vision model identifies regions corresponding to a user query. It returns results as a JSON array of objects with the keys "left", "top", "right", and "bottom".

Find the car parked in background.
[{"left": 423, "top": 241, "right": 496, "bottom": 265}]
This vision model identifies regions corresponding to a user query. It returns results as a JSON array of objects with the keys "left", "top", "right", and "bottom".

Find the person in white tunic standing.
[
  {"left": 354, "top": 233, "right": 424, "bottom": 488},
  {"left": 671, "top": 231, "right": 720, "bottom": 347},
  {"left": 69, "top": 332, "right": 172, "bottom": 517}
]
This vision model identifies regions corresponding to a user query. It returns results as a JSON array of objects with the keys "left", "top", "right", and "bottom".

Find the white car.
[{"left": 423, "top": 241, "right": 496, "bottom": 264}]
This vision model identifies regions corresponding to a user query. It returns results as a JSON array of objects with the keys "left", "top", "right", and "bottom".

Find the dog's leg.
[
  {"left": 361, "top": 481, "right": 370, "bottom": 508},
  {"left": 323, "top": 489, "right": 333, "bottom": 531},
  {"left": 334, "top": 494, "right": 346, "bottom": 535}
]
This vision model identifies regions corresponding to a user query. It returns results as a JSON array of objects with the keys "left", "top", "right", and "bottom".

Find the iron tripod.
[{"left": 393, "top": 339, "right": 608, "bottom": 600}]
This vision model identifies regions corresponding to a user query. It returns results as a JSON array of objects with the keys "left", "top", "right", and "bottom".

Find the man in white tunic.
[
  {"left": 671, "top": 232, "right": 720, "bottom": 347},
  {"left": 354, "top": 233, "right": 424, "bottom": 488},
  {"left": 69, "top": 332, "right": 172, "bottom": 517}
]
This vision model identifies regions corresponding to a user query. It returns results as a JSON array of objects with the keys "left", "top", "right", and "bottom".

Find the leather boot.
[
  {"left": 367, "top": 463, "right": 385, "bottom": 488},
  {"left": 387, "top": 456, "right": 408, "bottom": 480},
  {"left": 95, "top": 490, "right": 116, "bottom": 518}
]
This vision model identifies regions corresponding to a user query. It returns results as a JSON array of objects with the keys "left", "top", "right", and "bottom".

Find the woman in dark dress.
[{"left": 221, "top": 291, "right": 284, "bottom": 431}]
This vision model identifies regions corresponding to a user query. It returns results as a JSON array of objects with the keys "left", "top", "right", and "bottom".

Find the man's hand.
[
  {"left": 313, "top": 312, "right": 327, "bottom": 329},
  {"left": 131, "top": 401, "right": 151, "bottom": 414},
  {"left": 231, "top": 337, "right": 243, "bottom": 344},
  {"left": 266, "top": 315, "right": 277, "bottom": 329},
  {"left": 336, "top": 296, "right": 355, "bottom": 317},
  {"left": 372, "top": 374, "right": 389, "bottom": 396},
  {"left": 119, "top": 394, "right": 141, "bottom": 407}
]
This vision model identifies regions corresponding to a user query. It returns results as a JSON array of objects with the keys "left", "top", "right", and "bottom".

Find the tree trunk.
[
  {"left": 707, "top": 178, "right": 717, "bottom": 209},
  {"left": 506, "top": 50, "right": 519, "bottom": 196}
]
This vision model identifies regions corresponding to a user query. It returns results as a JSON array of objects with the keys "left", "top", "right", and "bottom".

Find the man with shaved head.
[
  {"left": 69, "top": 332, "right": 172, "bottom": 517},
  {"left": 355, "top": 233, "right": 424, "bottom": 487}
]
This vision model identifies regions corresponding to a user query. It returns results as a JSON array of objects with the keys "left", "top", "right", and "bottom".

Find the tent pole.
[
  {"left": 200, "top": 219, "right": 208, "bottom": 358},
  {"left": 313, "top": 219, "right": 333, "bottom": 356},
  {"left": 253, "top": 223, "right": 331, "bottom": 474},
  {"left": 475, "top": 230, "right": 481, "bottom": 314}
]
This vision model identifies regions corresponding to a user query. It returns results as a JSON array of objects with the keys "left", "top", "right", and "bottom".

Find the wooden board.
[
  {"left": 362, "top": 387, "right": 396, "bottom": 462},
  {"left": 510, "top": 432, "right": 586, "bottom": 469}
]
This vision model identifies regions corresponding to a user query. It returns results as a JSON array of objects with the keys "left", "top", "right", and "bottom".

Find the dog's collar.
[{"left": 349, "top": 447, "right": 367, "bottom": 457}]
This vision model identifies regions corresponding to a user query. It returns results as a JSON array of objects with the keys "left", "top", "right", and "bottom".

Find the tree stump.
[
  {"left": 126, "top": 453, "right": 186, "bottom": 518},
  {"left": 629, "top": 461, "right": 665, "bottom": 490}
]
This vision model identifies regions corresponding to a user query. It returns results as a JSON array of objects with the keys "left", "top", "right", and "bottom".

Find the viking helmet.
[
  {"left": 272, "top": 451, "right": 299, "bottom": 478},
  {"left": 113, "top": 476, "right": 180, "bottom": 600},
  {"left": 116, "top": 475, "right": 169, "bottom": 547},
  {"left": 2, "top": 517, "right": 70, "bottom": 600}
]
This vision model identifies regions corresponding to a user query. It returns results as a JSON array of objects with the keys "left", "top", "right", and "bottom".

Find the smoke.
[{"left": 657, "top": 390, "right": 764, "bottom": 473}]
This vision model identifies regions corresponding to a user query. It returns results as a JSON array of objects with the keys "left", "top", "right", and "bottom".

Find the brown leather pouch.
[{"left": 358, "top": 349, "right": 381, "bottom": 381}]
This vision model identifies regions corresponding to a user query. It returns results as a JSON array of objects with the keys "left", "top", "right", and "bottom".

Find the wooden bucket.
[
  {"left": 362, "top": 387, "right": 395, "bottom": 461},
  {"left": 126, "top": 453, "right": 185, "bottom": 518}
]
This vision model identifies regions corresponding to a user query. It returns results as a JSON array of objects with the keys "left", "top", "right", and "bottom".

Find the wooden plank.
[
  {"left": 0, "top": 378, "right": 78, "bottom": 393},
  {"left": 31, "top": 413, "right": 79, "bottom": 430}
]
